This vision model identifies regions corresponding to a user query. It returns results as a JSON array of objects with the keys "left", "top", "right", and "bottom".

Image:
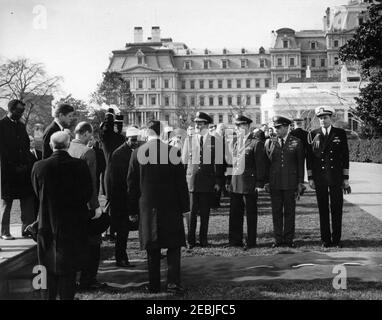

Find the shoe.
[
  {"left": 78, "top": 280, "right": 108, "bottom": 291},
  {"left": 116, "top": 260, "right": 135, "bottom": 268},
  {"left": 321, "top": 242, "right": 332, "bottom": 248},
  {"left": 332, "top": 242, "right": 342, "bottom": 248},
  {"left": 244, "top": 243, "right": 257, "bottom": 250},
  {"left": 144, "top": 285, "right": 160, "bottom": 294},
  {"left": 167, "top": 283, "right": 185, "bottom": 294},
  {"left": 286, "top": 242, "right": 296, "bottom": 248},
  {"left": 187, "top": 243, "right": 195, "bottom": 250},
  {"left": 1, "top": 234, "right": 15, "bottom": 240},
  {"left": 271, "top": 242, "right": 282, "bottom": 248},
  {"left": 24, "top": 224, "right": 38, "bottom": 242}
]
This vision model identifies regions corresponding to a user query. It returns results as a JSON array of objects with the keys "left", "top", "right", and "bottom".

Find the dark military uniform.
[
  {"left": 265, "top": 122, "right": 304, "bottom": 245},
  {"left": 307, "top": 125, "right": 349, "bottom": 246},
  {"left": 227, "top": 131, "right": 268, "bottom": 247},
  {"left": 290, "top": 127, "right": 308, "bottom": 151}
]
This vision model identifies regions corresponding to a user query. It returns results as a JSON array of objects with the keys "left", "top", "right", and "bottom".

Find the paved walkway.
[{"left": 346, "top": 162, "right": 382, "bottom": 222}]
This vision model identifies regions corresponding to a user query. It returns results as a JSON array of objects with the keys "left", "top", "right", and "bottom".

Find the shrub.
[{"left": 349, "top": 139, "right": 382, "bottom": 163}]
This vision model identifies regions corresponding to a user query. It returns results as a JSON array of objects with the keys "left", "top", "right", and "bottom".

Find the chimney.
[
  {"left": 151, "top": 26, "right": 161, "bottom": 42},
  {"left": 134, "top": 27, "right": 143, "bottom": 43}
]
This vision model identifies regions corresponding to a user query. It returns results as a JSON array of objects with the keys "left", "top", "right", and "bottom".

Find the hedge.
[{"left": 348, "top": 139, "right": 382, "bottom": 163}]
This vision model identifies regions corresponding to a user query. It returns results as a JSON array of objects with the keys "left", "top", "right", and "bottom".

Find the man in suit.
[
  {"left": 87, "top": 137, "right": 106, "bottom": 197},
  {"left": 110, "top": 126, "right": 140, "bottom": 268},
  {"left": 29, "top": 135, "right": 42, "bottom": 161},
  {"left": 212, "top": 123, "right": 227, "bottom": 208},
  {"left": 264, "top": 116, "right": 305, "bottom": 248},
  {"left": 0, "top": 99, "right": 36, "bottom": 240},
  {"left": 32, "top": 131, "right": 92, "bottom": 300},
  {"left": 181, "top": 112, "right": 224, "bottom": 248},
  {"left": 127, "top": 120, "right": 189, "bottom": 293},
  {"left": 68, "top": 121, "right": 106, "bottom": 290},
  {"left": 307, "top": 106, "right": 350, "bottom": 248},
  {"left": 42, "top": 103, "right": 75, "bottom": 159},
  {"left": 290, "top": 118, "right": 308, "bottom": 150},
  {"left": 226, "top": 115, "right": 268, "bottom": 249}
]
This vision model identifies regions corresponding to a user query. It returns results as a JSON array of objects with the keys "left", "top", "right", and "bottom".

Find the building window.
[
  {"left": 218, "top": 80, "right": 223, "bottom": 89},
  {"left": 264, "top": 110, "right": 269, "bottom": 122},
  {"left": 358, "top": 17, "right": 364, "bottom": 25},
  {"left": 209, "top": 96, "right": 214, "bottom": 106},
  {"left": 321, "top": 58, "right": 325, "bottom": 67},
  {"left": 151, "top": 96, "right": 156, "bottom": 106},
  {"left": 256, "top": 113, "right": 261, "bottom": 124},
  {"left": 138, "top": 95, "right": 144, "bottom": 106},
  {"left": 334, "top": 57, "right": 339, "bottom": 65},
  {"left": 246, "top": 79, "right": 251, "bottom": 88},
  {"left": 277, "top": 77, "right": 283, "bottom": 84},
  {"left": 255, "top": 95, "right": 261, "bottom": 105},
  {"left": 203, "top": 60, "right": 210, "bottom": 69},
  {"left": 246, "top": 95, "right": 251, "bottom": 106},
  {"left": 209, "top": 80, "right": 214, "bottom": 89},
  {"left": 138, "top": 56, "right": 143, "bottom": 65},
  {"left": 165, "top": 114, "right": 170, "bottom": 123},
  {"left": 277, "top": 58, "right": 282, "bottom": 66},
  {"left": 302, "top": 59, "right": 307, "bottom": 67},
  {"left": 218, "top": 96, "right": 223, "bottom": 106},
  {"left": 181, "top": 80, "right": 186, "bottom": 89},
  {"left": 200, "top": 96, "right": 205, "bottom": 106},
  {"left": 138, "top": 79, "right": 143, "bottom": 89},
  {"left": 236, "top": 79, "right": 241, "bottom": 88},
  {"left": 237, "top": 95, "right": 242, "bottom": 105},
  {"left": 164, "top": 79, "right": 169, "bottom": 89},
  {"left": 151, "top": 79, "right": 156, "bottom": 89},
  {"left": 125, "top": 80, "right": 130, "bottom": 89},
  {"left": 190, "top": 80, "right": 195, "bottom": 89},
  {"left": 199, "top": 80, "right": 204, "bottom": 89},
  {"left": 255, "top": 79, "right": 260, "bottom": 88},
  {"left": 190, "top": 96, "right": 195, "bottom": 106},
  {"left": 227, "top": 79, "right": 232, "bottom": 89},
  {"left": 164, "top": 96, "right": 169, "bottom": 106},
  {"left": 260, "top": 59, "right": 265, "bottom": 68},
  {"left": 228, "top": 114, "right": 233, "bottom": 124},
  {"left": 265, "top": 79, "right": 270, "bottom": 88},
  {"left": 334, "top": 40, "right": 339, "bottom": 47},
  {"left": 311, "top": 42, "right": 316, "bottom": 50},
  {"left": 311, "top": 58, "right": 316, "bottom": 67},
  {"left": 181, "top": 96, "right": 186, "bottom": 106},
  {"left": 227, "top": 96, "right": 232, "bottom": 105},
  {"left": 218, "top": 114, "right": 224, "bottom": 123},
  {"left": 184, "top": 61, "right": 191, "bottom": 70},
  {"left": 222, "top": 60, "right": 229, "bottom": 69},
  {"left": 283, "top": 40, "right": 288, "bottom": 48},
  {"left": 290, "top": 57, "right": 295, "bottom": 67},
  {"left": 241, "top": 59, "right": 247, "bottom": 68}
]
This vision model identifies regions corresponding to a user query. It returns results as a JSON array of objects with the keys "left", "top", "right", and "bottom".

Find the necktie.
[{"left": 199, "top": 135, "right": 203, "bottom": 164}]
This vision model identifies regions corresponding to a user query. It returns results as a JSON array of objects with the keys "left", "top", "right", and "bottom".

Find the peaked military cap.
[
  {"left": 272, "top": 116, "right": 292, "bottom": 127},
  {"left": 293, "top": 117, "right": 304, "bottom": 122},
  {"left": 194, "top": 111, "right": 213, "bottom": 124},
  {"left": 315, "top": 106, "right": 335, "bottom": 117},
  {"left": 234, "top": 114, "right": 253, "bottom": 125}
]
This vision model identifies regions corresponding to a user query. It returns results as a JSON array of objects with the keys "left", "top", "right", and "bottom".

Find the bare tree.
[
  {"left": 0, "top": 58, "right": 62, "bottom": 127},
  {"left": 175, "top": 93, "right": 200, "bottom": 129}
]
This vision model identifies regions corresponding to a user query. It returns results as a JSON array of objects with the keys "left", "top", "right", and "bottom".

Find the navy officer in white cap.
[{"left": 307, "top": 106, "right": 350, "bottom": 248}]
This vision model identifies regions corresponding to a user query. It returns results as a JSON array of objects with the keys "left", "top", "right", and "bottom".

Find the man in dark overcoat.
[
  {"left": 307, "top": 106, "right": 350, "bottom": 248},
  {"left": 0, "top": 99, "right": 36, "bottom": 240},
  {"left": 127, "top": 120, "right": 189, "bottom": 294},
  {"left": 32, "top": 131, "right": 92, "bottom": 300}
]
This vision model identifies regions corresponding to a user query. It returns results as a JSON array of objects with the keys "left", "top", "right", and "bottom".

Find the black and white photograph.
[{"left": 0, "top": 0, "right": 382, "bottom": 308}]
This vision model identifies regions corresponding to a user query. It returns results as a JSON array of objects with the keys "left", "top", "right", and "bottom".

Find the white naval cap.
[{"left": 315, "top": 106, "right": 335, "bottom": 117}]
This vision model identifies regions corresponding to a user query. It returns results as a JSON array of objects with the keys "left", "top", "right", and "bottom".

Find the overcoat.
[
  {"left": 127, "top": 139, "right": 189, "bottom": 250},
  {"left": 42, "top": 121, "right": 61, "bottom": 159}
]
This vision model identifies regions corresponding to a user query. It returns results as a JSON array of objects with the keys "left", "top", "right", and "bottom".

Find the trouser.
[
  {"left": 43, "top": 272, "right": 77, "bottom": 300},
  {"left": 315, "top": 184, "right": 343, "bottom": 244},
  {"left": 229, "top": 192, "right": 258, "bottom": 246},
  {"left": 270, "top": 189, "right": 296, "bottom": 244},
  {"left": 0, "top": 195, "right": 36, "bottom": 236},
  {"left": 115, "top": 222, "right": 130, "bottom": 262},
  {"left": 146, "top": 247, "right": 181, "bottom": 291},
  {"left": 213, "top": 179, "right": 226, "bottom": 207},
  {"left": 187, "top": 192, "right": 212, "bottom": 246},
  {"left": 79, "top": 241, "right": 101, "bottom": 286}
]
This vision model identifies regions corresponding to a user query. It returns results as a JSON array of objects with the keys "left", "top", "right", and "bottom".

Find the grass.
[{"left": 9, "top": 190, "right": 382, "bottom": 300}]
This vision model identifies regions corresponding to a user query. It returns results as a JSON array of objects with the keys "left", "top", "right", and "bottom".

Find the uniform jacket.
[
  {"left": 181, "top": 133, "right": 224, "bottom": 193},
  {"left": 100, "top": 124, "right": 125, "bottom": 199},
  {"left": 307, "top": 126, "right": 349, "bottom": 186},
  {"left": 265, "top": 134, "right": 304, "bottom": 190},
  {"left": 68, "top": 139, "right": 100, "bottom": 211},
  {"left": 127, "top": 139, "right": 189, "bottom": 250},
  {"left": 290, "top": 128, "right": 308, "bottom": 151},
  {"left": 0, "top": 116, "right": 34, "bottom": 199},
  {"left": 31, "top": 151, "right": 92, "bottom": 274},
  {"left": 227, "top": 133, "right": 268, "bottom": 194},
  {"left": 42, "top": 121, "right": 61, "bottom": 159},
  {"left": 110, "top": 142, "right": 135, "bottom": 230}
]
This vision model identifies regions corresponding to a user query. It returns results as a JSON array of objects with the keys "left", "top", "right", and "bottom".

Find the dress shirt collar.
[{"left": 322, "top": 125, "right": 332, "bottom": 136}]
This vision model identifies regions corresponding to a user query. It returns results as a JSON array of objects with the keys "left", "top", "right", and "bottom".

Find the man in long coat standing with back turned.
[{"left": 127, "top": 120, "right": 189, "bottom": 294}]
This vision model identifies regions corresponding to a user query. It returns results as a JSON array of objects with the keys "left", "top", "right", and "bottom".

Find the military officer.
[
  {"left": 290, "top": 118, "right": 308, "bottom": 152},
  {"left": 226, "top": 115, "right": 268, "bottom": 248},
  {"left": 307, "top": 106, "right": 350, "bottom": 248},
  {"left": 182, "top": 112, "right": 224, "bottom": 248},
  {"left": 264, "top": 116, "right": 305, "bottom": 248}
]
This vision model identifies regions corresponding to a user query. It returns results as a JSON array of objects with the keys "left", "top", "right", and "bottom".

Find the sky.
[{"left": 0, "top": 0, "right": 349, "bottom": 103}]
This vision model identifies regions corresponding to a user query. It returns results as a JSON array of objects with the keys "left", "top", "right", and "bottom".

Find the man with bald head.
[{"left": 32, "top": 131, "right": 93, "bottom": 300}]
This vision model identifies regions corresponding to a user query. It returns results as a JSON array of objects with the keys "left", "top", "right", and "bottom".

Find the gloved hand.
[
  {"left": 92, "top": 207, "right": 103, "bottom": 220},
  {"left": 309, "top": 179, "right": 315, "bottom": 190},
  {"left": 343, "top": 180, "right": 351, "bottom": 194}
]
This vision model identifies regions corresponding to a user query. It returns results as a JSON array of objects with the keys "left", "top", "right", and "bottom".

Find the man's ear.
[{"left": 49, "top": 142, "right": 54, "bottom": 150}]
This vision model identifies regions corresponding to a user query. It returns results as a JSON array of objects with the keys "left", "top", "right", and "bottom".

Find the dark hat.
[
  {"left": 272, "top": 116, "right": 292, "bottom": 127},
  {"left": 194, "top": 112, "right": 212, "bottom": 124},
  {"left": 234, "top": 114, "right": 252, "bottom": 125},
  {"left": 115, "top": 115, "right": 124, "bottom": 122}
]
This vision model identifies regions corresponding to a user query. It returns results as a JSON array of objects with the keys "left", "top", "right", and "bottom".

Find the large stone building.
[{"left": 106, "top": 0, "right": 371, "bottom": 127}]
